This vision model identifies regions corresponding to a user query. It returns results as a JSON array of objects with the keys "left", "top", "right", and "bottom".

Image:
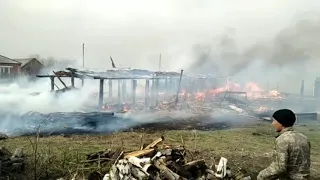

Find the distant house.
[
  {"left": 14, "top": 58, "right": 44, "bottom": 75},
  {"left": 0, "top": 55, "right": 21, "bottom": 78},
  {"left": 0, "top": 55, "right": 44, "bottom": 78}
]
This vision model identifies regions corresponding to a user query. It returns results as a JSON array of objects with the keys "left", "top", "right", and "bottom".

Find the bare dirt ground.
[{"left": 1, "top": 121, "right": 320, "bottom": 180}]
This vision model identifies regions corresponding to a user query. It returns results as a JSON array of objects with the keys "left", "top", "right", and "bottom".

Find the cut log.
[
  {"left": 206, "top": 169, "right": 217, "bottom": 180},
  {"left": 128, "top": 156, "right": 151, "bottom": 169},
  {"left": 87, "top": 135, "right": 251, "bottom": 179},
  {"left": 161, "top": 148, "right": 172, "bottom": 156},
  {"left": 102, "top": 173, "right": 110, "bottom": 180},
  {"left": 215, "top": 157, "right": 228, "bottom": 178},
  {"left": 109, "top": 148, "right": 123, "bottom": 166},
  {"left": 115, "top": 159, "right": 134, "bottom": 180},
  {"left": 168, "top": 161, "right": 192, "bottom": 178},
  {"left": 153, "top": 158, "right": 181, "bottom": 180},
  {"left": 11, "top": 148, "right": 23, "bottom": 159},
  {"left": 144, "top": 136, "right": 164, "bottom": 150},
  {"left": 151, "top": 152, "right": 162, "bottom": 161},
  {"left": 109, "top": 165, "right": 120, "bottom": 180},
  {"left": 183, "top": 159, "right": 206, "bottom": 171},
  {"left": 124, "top": 149, "right": 155, "bottom": 158},
  {"left": 131, "top": 166, "right": 148, "bottom": 180},
  {"left": 226, "top": 168, "right": 232, "bottom": 177},
  {"left": 205, "top": 169, "right": 215, "bottom": 175},
  {"left": 170, "top": 148, "right": 185, "bottom": 164}
]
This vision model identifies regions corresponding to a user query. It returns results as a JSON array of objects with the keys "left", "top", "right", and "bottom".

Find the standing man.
[{"left": 257, "top": 109, "right": 311, "bottom": 180}]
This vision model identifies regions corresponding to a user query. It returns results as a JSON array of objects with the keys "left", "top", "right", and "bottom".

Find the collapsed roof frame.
[
  {"left": 36, "top": 67, "right": 226, "bottom": 110},
  {"left": 37, "top": 67, "right": 225, "bottom": 79}
]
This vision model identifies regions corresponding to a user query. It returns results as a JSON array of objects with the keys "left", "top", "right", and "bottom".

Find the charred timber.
[
  {"left": 71, "top": 73, "right": 75, "bottom": 87},
  {"left": 155, "top": 79, "right": 159, "bottom": 105},
  {"left": 145, "top": 80, "right": 150, "bottom": 107},
  {"left": 99, "top": 79, "right": 104, "bottom": 108},
  {"left": 36, "top": 74, "right": 83, "bottom": 79},
  {"left": 122, "top": 80, "right": 127, "bottom": 101},
  {"left": 108, "top": 80, "right": 112, "bottom": 99},
  {"left": 132, "top": 80, "right": 137, "bottom": 105},
  {"left": 93, "top": 77, "right": 180, "bottom": 80},
  {"left": 224, "top": 91, "right": 247, "bottom": 94},
  {"left": 117, "top": 80, "right": 121, "bottom": 109},
  {"left": 50, "top": 76, "right": 55, "bottom": 91}
]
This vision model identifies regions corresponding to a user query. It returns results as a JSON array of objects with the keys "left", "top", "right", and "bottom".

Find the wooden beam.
[
  {"left": 132, "top": 79, "right": 137, "bottom": 106},
  {"left": 145, "top": 80, "right": 150, "bottom": 107},
  {"left": 50, "top": 77, "right": 55, "bottom": 91},
  {"left": 98, "top": 79, "right": 104, "bottom": 108},
  {"left": 108, "top": 80, "right": 112, "bottom": 99}
]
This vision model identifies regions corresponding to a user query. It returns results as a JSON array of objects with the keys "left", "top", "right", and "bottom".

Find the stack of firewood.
[
  {"left": 0, "top": 147, "right": 25, "bottom": 174},
  {"left": 84, "top": 136, "right": 251, "bottom": 180}
]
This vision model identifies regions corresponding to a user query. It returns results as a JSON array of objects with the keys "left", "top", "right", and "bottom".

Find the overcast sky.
[
  {"left": 0, "top": 0, "right": 319, "bottom": 70},
  {"left": 0, "top": 0, "right": 320, "bottom": 95}
]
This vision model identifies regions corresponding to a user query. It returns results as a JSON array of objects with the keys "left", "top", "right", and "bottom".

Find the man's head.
[{"left": 272, "top": 109, "right": 296, "bottom": 132}]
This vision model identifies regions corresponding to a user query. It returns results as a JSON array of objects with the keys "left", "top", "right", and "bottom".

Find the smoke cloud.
[
  {"left": 187, "top": 14, "right": 320, "bottom": 75},
  {"left": 183, "top": 12, "right": 320, "bottom": 93}
]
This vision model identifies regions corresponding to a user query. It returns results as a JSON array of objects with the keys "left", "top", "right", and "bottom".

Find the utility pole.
[
  {"left": 81, "top": 43, "right": 85, "bottom": 87},
  {"left": 82, "top": 43, "right": 85, "bottom": 67}
]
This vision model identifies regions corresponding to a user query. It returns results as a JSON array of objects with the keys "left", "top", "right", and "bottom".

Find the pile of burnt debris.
[
  {"left": 0, "top": 147, "right": 25, "bottom": 174},
  {"left": 81, "top": 137, "right": 251, "bottom": 180}
]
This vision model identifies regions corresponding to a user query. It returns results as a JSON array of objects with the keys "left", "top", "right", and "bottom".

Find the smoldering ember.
[{"left": 0, "top": 65, "right": 319, "bottom": 180}]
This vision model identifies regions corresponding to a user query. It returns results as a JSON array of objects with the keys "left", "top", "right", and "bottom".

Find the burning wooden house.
[{"left": 36, "top": 67, "right": 225, "bottom": 111}]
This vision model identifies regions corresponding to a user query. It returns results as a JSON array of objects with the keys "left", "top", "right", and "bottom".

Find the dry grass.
[{"left": 1, "top": 121, "right": 320, "bottom": 180}]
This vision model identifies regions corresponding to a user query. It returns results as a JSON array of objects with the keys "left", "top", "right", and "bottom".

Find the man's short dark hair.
[{"left": 272, "top": 109, "right": 296, "bottom": 127}]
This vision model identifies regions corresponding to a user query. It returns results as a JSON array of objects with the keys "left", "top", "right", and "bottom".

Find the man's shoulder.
[{"left": 277, "top": 130, "right": 309, "bottom": 144}]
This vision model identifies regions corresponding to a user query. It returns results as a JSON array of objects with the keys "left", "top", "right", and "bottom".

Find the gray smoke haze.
[
  {"left": 239, "top": 14, "right": 320, "bottom": 71},
  {"left": 186, "top": 12, "right": 320, "bottom": 93},
  {"left": 188, "top": 14, "right": 320, "bottom": 74}
]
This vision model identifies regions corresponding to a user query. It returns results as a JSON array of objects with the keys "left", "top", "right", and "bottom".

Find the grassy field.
[{"left": 1, "top": 121, "right": 320, "bottom": 180}]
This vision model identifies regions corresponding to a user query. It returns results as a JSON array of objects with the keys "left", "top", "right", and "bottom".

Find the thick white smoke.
[{"left": 0, "top": 85, "right": 87, "bottom": 113}]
